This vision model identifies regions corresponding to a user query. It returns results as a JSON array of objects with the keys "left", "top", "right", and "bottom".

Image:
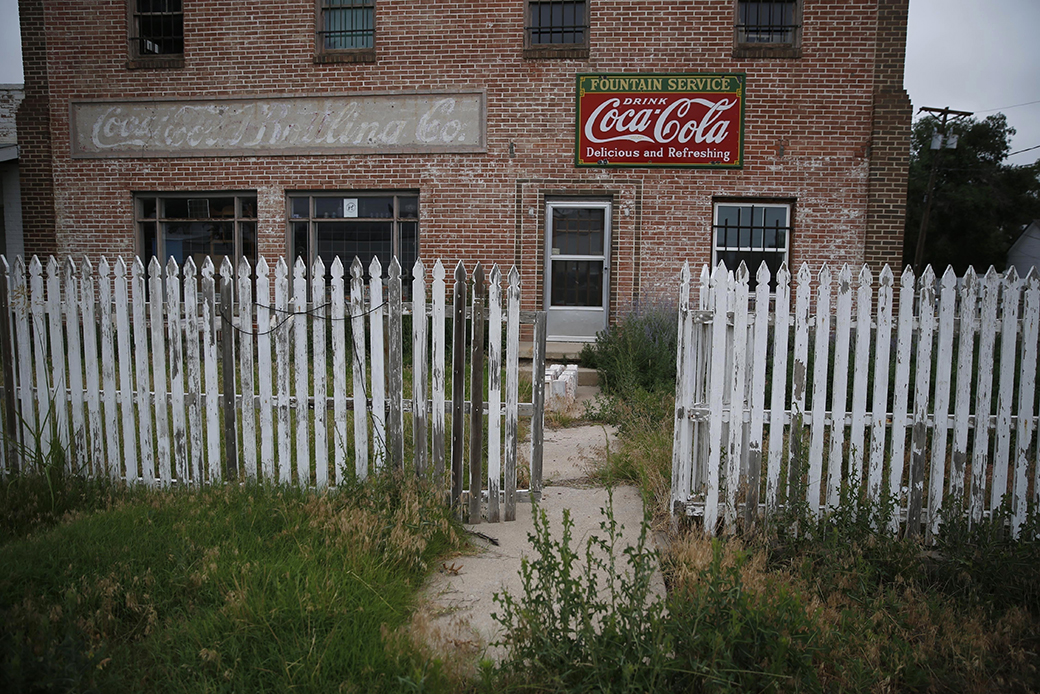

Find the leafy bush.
[
  {"left": 579, "top": 304, "right": 678, "bottom": 395},
  {"left": 492, "top": 498, "right": 671, "bottom": 693}
]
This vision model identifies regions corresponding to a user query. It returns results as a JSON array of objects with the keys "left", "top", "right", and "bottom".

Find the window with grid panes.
[
  {"left": 524, "top": 1, "right": 590, "bottom": 59},
  {"left": 316, "top": 0, "right": 376, "bottom": 63},
  {"left": 713, "top": 202, "right": 791, "bottom": 291},
  {"left": 734, "top": 0, "right": 801, "bottom": 58},
  {"left": 127, "top": 0, "right": 184, "bottom": 69},
  {"left": 289, "top": 193, "right": 418, "bottom": 285},
  {"left": 137, "top": 193, "right": 258, "bottom": 272}
]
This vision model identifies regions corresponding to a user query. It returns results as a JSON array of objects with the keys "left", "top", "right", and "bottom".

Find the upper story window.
[
  {"left": 127, "top": 0, "right": 184, "bottom": 69},
  {"left": 316, "top": 0, "right": 377, "bottom": 64},
  {"left": 524, "top": 1, "right": 590, "bottom": 60},
  {"left": 713, "top": 201, "right": 792, "bottom": 291},
  {"left": 733, "top": 0, "right": 801, "bottom": 59}
]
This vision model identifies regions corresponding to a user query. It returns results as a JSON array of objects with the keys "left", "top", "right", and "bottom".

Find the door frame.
[{"left": 543, "top": 199, "right": 612, "bottom": 342}]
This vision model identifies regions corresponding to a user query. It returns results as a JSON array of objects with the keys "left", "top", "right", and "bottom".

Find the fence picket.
[
  {"left": 487, "top": 265, "right": 503, "bottom": 523},
  {"left": 293, "top": 258, "right": 311, "bottom": 487},
  {"left": 200, "top": 258, "right": 220, "bottom": 484},
  {"left": 766, "top": 264, "right": 791, "bottom": 510},
  {"left": 130, "top": 260, "right": 154, "bottom": 484},
  {"left": 97, "top": 258, "right": 121, "bottom": 480},
  {"left": 704, "top": 263, "right": 729, "bottom": 534},
  {"left": 808, "top": 265, "right": 832, "bottom": 515},
  {"left": 745, "top": 262, "right": 770, "bottom": 526},
  {"left": 370, "top": 257, "right": 387, "bottom": 471},
  {"left": 29, "top": 258, "right": 52, "bottom": 464},
  {"left": 333, "top": 258, "right": 351, "bottom": 479},
  {"left": 64, "top": 258, "right": 87, "bottom": 473},
  {"left": 671, "top": 262, "right": 693, "bottom": 514},
  {"left": 1014, "top": 270, "right": 1040, "bottom": 535},
  {"left": 45, "top": 258, "right": 69, "bottom": 453},
  {"left": 907, "top": 266, "right": 936, "bottom": 537},
  {"left": 928, "top": 268, "right": 958, "bottom": 536},
  {"left": 113, "top": 259, "right": 138, "bottom": 482},
  {"left": 387, "top": 258, "right": 405, "bottom": 470},
  {"left": 238, "top": 258, "right": 257, "bottom": 481},
  {"left": 788, "top": 264, "right": 812, "bottom": 504},
  {"left": 432, "top": 261, "right": 447, "bottom": 487},
  {"left": 726, "top": 263, "right": 750, "bottom": 528},
  {"left": 183, "top": 258, "right": 204, "bottom": 485},
  {"left": 82, "top": 259, "right": 104, "bottom": 478},
  {"left": 348, "top": 258, "right": 368, "bottom": 479},
  {"left": 311, "top": 258, "right": 328, "bottom": 488},
  {"left": 992, "top": 269, "right": 1020, "bottom": 517},
  {"left": 256, "top": 258, "right": 275, "bottom": 481},
  {"left": 167, "top": 258, "right": 188, "bottom": 484},
  {"left": 274, "top": 259, "right": 291, "bottom": 483},
  {"left": 971, "top": 269, "right": 1000, "bottom": 523},
  {"left": 849, "top": 266, "right": 873, "bottom": 493},
  {"left": 504, "top": 266, "right": 520, "bottom": 521},
  {"left": 828, "top": 265, "right": 853, "bottom": 510},
  {"left": 868, "top": 266, "right": 894, "bottom": 502},
  {"left": 950, "top": 268, "right": 978, "bottom": 504},
  {"left": 887, "top": 270, "right": 915, "bottom": 533},
  {"left": 412, "top": 259, "right": 429, "bottom": 476}
]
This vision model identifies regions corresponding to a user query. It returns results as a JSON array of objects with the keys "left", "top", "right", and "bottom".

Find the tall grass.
[{"left": 0, "top": 472, "right": 464, "bottom": 693}]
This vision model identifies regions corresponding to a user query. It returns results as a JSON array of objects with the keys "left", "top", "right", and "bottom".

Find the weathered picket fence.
[
  {"left": 672, "top": 261, "right": 1040, "bottom": 540},
  {"left": 0, "top": 254, "right": 546, "bottom": 523}
]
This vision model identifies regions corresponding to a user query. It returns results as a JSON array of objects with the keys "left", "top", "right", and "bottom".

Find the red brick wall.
[{"left": 20, "top": 0, "right": 909, "bottom": 317}]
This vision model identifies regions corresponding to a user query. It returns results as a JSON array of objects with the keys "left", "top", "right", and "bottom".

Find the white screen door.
[{"left": 544, "top": 200, "right": 611, "bottom": 341}]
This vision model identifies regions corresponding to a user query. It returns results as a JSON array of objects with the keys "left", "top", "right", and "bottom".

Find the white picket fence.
[
  {"left": 672, "top": 261, "right": 1040, "bottom": 539},
  {"left": 0, "top": 254, "right": 547, "bottom": 523}
]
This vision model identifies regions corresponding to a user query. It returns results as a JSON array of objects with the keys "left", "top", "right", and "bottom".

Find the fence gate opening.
[{"left": 0, "top": 254, "right": 546, "bottom": 524}]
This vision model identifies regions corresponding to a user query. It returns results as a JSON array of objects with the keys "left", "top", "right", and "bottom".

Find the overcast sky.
[{"left": 0, "top": 0, "right": 1038, "bottom": 165}]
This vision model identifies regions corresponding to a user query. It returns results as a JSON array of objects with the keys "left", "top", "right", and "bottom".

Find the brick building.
[{"left": 18, "top": 0, "right": 910, "bottom": 341}]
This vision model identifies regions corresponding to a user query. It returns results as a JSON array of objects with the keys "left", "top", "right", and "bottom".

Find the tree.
[{"left": 903, "top": 113, "right": 1040, "bottom": 275}]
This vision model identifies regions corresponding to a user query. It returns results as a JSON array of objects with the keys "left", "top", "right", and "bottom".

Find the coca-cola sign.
[{"left": 576, "top": 73, "right": 744, "bottom": 168}]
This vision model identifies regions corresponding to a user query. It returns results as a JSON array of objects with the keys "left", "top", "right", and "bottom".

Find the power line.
[
  {"left": 975, "top": 98, "right": 1040, "bottom": 115},
  {"left": 1009, "top": 143, "right": 1040, "bottom": 158}
]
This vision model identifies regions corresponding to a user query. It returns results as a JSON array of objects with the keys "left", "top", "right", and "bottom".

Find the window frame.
[
  {"left": 712, "top": 200, "right": 793, "bottom": 291},
  {"left": 732, "top": 0, "right": 802, "bottom": 59},
  {"left": 135, "top": 191, "right": 259, "bottom": 275},
  {"left": 286, "top": 191, "right": 419, "bottom": 279},
  {"left": 523, "top": 0, "right": 590, "bottom": 60},
  {"left": 126, "top": 0, "right": 185, "bottom": 70},
  {"left": 315, "top": 0, "right": 377, "bottom": 64}
]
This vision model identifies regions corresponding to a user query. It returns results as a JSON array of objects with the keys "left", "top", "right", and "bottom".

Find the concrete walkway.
[{"left": 413, "top": 405, "right": 666, "bottom": 666}]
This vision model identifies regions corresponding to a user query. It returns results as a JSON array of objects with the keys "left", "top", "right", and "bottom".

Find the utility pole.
[{"left": 913, "top": 106, "right": 973, "bottom": 275}]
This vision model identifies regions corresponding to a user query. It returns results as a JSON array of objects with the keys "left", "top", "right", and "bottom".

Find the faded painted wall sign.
[
  {"left": 70, "top": 92, "right": 486, "bottom": 158},
  {"left": 576, "top": 73, "right": 744, "bottom": 168}
]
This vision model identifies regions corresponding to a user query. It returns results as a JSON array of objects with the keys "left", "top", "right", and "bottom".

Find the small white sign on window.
[{"left": 344, "top": 198, "right": 359, "bottom": 218}]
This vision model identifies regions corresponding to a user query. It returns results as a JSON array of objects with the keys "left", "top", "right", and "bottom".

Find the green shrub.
[
  {"left": 492, "top": 498, "right": 671, "bottom": 693},
  {"left": 579, "top": 304, "right": 678, "bottom": 395}
]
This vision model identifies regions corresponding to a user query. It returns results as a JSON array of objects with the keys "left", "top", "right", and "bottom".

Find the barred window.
[
  {"left": 317, "top": 0, "right": 376, "bottom": 63},
  {"left": 127, "top": 0, "right": 184, "bottom": 68},
  {"left": 713, "top": 202, "right": 791, "bottom": 290},
  {"left": 288, "top": 192, "right": 418, "bottom": 284},
  {"left": 734, "top": 0, "right": 801, "bottom": 58},
  {"left": 524, "top": 1, "right": 590, "bottom": 59}
]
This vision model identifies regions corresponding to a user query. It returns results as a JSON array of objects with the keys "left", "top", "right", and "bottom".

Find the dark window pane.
[
  {"left": 291, "top": 198, "right": 310, "bottom": 219},
  {"left": 550, "top": 260, "right": 603, "bottom": 307},
  {"left": 358, "top": 196, "right": 394, "bottom": 218},
  {"left": 399, "top": 197, "right": 419, "bottom": 218},
  {"left": 315, "top": 197, "right": 345, "bottom": 219},
  {"left": 163, "top": 198, "right": 189, "bottom": 218}
]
